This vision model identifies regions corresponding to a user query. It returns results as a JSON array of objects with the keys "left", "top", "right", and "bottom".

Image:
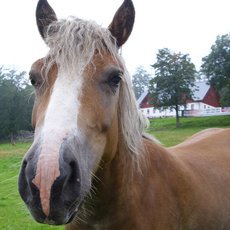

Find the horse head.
[{"left": 18, "top": 0, "right": 138, "bottom": 225}]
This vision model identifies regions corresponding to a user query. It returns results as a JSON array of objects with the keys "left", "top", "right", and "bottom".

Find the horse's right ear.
[
  {"left": 36, "top": 0, "right": 57, "bottom": 39},
  {"left": 108, "top": 0, "right": 135, "bottom": 48}
]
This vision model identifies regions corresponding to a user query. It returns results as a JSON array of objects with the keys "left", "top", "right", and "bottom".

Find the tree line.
[
  {"left": 0, "top": 33, "right": 229, "bottom": 140},
  {"left": 0, "top": 67, "right": 34, "bottom": 141},
  {"left": 132, "top": 33, "right": 230, "bottom": 127}
]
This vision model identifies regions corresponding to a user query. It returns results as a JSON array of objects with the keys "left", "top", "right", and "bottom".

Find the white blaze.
[{"left": 32, "top": 70, "right": 83, "bottom": 217}]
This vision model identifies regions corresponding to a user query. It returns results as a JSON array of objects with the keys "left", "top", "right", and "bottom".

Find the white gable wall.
[{"left": 140, "top": 102, "right": 218, "bottom": 118}]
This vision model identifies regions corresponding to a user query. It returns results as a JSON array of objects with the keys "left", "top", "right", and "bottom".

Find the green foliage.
[
  {"left": 132, "top": 66, "right": 151, "bottom": 99},
  {"left": 149, "top": 48, "right": 196, "bottom": 127},
  {"left": 201, "top": 33, "right": 230, "bottom": 106},
  {"left": 219, "top": 87, "right": 230, "bottom": 107},
  {"left": 0, "top": 66, "right": 34, "bottom": 140}
]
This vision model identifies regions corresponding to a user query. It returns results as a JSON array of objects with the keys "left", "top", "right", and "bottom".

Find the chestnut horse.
[{"left": 18, "top": 0, "right": 230, "bottom": 229}]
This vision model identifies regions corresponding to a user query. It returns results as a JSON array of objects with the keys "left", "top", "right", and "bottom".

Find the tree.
[
  {"left": 132, "top": 66, "right": 151, "bottom": 99},
  {"left": 201, "top": 33, "right": 230, "bottom": 106},
  {"left": 0, "top": 67, "right": 34, "bottom": 141},
  {"left": 219, "top": 87, "right": 230, "bottom": 107},
  {"left": 149, "top": 48, "right": 196, "bottom": 127}
]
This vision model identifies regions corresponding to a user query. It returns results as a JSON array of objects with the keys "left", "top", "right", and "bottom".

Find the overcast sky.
[{"left": 0, "top": 0, "right": 230, "bottom": 75}]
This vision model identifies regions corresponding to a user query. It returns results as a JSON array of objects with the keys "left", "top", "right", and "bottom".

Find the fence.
[{"left": 184, "top": 107, "right": 230, "bottom": 117}]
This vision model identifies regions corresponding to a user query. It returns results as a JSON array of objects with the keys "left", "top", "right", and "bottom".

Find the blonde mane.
[{"left": 44, "top": 17, "right": 147, "bottom": 156}]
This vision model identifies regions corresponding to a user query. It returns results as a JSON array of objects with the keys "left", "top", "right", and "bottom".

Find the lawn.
[
  {"left": 147, "top": 115, "right": 230, "bottom": 146},
  {"left": 0, "top": 115, "right": 229, "bottom": 229}
]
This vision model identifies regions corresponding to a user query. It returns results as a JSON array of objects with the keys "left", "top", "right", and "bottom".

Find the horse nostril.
[
  {"left": 18, "top": 158, "right": 35, "bottom": 206},
  {"left": 22, "top": 159, "right": 28, "bottom": 170},
  {"left": 68, "top": 161, "right": 79, "bottom": 184}
]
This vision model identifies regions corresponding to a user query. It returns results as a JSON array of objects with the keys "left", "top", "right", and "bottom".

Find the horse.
[{"left": 18, "top": 0, "right": 230, "bottom": 229}]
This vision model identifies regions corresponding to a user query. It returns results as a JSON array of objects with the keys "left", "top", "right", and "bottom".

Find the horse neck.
[{"left": 85, "top": 137, "right": 188, "bottom": 228}]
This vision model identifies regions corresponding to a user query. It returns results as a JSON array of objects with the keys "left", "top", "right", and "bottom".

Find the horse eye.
[
  {"left": 109, "top": 72, "right": 122, "bottom": 88},
  {"left": 29, "top": 72, "right": 41, "bottom": 88},
  {"left": 30, "top": 78, "right": 36, "bottom": 86}
]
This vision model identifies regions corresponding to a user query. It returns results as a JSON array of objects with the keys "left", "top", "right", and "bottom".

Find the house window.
[
  {"left": 204, "top": 105, "right": 206, "bottom": 109},
  {"left": 147, "top": 109, "right": 150, "bottom": 114},
  {"left": 191, "top": 104, "right": 194, "bottom": 110},
  {"left": 152, "top": 108, "right": 155, "bottom": 114}
]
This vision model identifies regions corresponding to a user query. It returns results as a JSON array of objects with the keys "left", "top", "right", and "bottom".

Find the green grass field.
[
  {"left": 147, "top": 116, "right": 230, "bottom": 146},
  {"left": 0, "top": 116, "right": 229, "bottom": 229}
]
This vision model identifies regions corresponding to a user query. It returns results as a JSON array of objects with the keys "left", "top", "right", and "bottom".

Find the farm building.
[{"left": 138, "top": 81, "right": 230, "bottom": 117}]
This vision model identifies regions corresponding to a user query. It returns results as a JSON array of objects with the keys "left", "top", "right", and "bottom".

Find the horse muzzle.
[{"left": 18, "top": 140, "right": 83, "bottom": 225}]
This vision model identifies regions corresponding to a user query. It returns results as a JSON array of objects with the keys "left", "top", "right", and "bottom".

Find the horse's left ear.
[
  {"left": 108, "top": 0, "right": 135, "bottom": 47},
  {"left": 36, "top": 0, "right": 57, "bottom": 39}
]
